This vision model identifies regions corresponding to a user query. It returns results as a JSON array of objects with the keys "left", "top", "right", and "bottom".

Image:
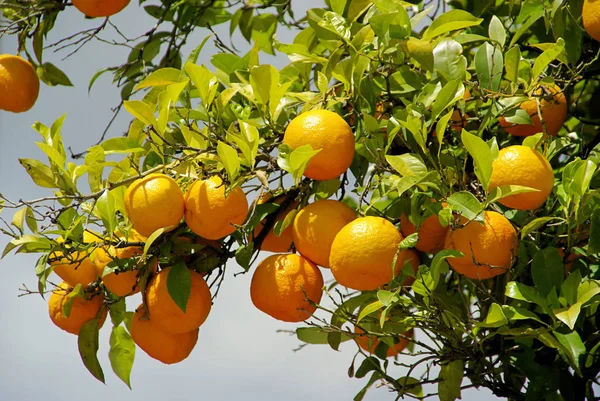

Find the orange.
[
  {"left": 93, "top": 246, "right": 158, "bottom": 297},
  {"left": 130, "top": 305, "right": 198, "bottom": 365},
  {"left": 50, "top": 231, "right": 101, "bottom": 287},
  {"left": 355, "top": 326, "right": 414, "bottom": 358},
  {"left": 184, "top": 176, "right": 248, "bottom": 240},
  {"left": 329, "top": 216, "right": 413, "bottom": 291},
  {"left": 72, "top": 0, "right": 130, "bottom": 17},
  {"left": 48, "top": 282, "right": 106, "bottom": 335},
  {"left": 250, "top": 253, "right": 323, "bottom": 322},
  {"left": 292, "top": 200, "right": 356, "bottom": 268},
  {"left": 123, "top": 173, "right": 185, "bottom": 238},
  {"left": 253, "top": 192, "right": 298, "bottom": 253},
  {"left": 400, "top": 202, "right": 449, "bottom": 253},
  {"left": 583, "top": 0, "right": 600, "bottom": 42},
  {"left": 443, "top": 211, "right": 518, "bottom": 280},
  {"left": 0, "top": 54, "right": 40, "bottom": 113},
  {"left": 498, "top": 83, "right": 567, "bottom": 137},
  {"left": 489, "top": 145, "right": 554, "bottom": 210},
  {"left": 283, "top": 109, "right": 355, "bottom": 181},
  {"left": 146, "top": 266, "right": 212, "bottom": 334}
]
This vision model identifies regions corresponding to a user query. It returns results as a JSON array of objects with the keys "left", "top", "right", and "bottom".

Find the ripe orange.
[
  {"left": 354, "top": 326, "right": 414, "bottom": 358},
  {"left": 93, "top": 246, "right": 158, "bottom": 297},
  {"left": 146, "top": 266, "right": 212, "bottom": 334},
  {"left": 250, "top": 253, "right": 324, "bottom": 322},
  {"left": 489, "top": 145, "right": 554, "bottom": 210},
  {"left": 48, "top": 282, "right": 106, "bottom": 335},
  {"left": 253, "top": 192, "right": 298, "bottom": 253},
  {"left": 498, "top": 83, "right": 567, "bottom": 137},
  {"left": 292, "top": 200, "right": 356, "bottom": 268},
  {"left": 444, "top": 211, "right": 518, "bottom": 280},
  {"left": 0, "top": 54, "right": 40, "bottom": 113},
  {"left": 50, "top": 231, "right": 101, "bottom": 287},
  {"left": 329, "top": 216, "right": 413, "bottom": 291},
  {"left": 123, "top": 173, "right": 185, "bottom": 238},
  {"left": 130, "top": 305, "right": 198, "bottom": 365},
  {"left": 72, "top": 0, "right": 130, "bottom": 17},
  {"left": 583, "top": 0, "right": 600, "bottom": 42},
  {"left": 184, "top": 176, "right": 248, "bottom": 240},
  {"left": 283, "top": 109, "right": 355, "bottom": 181},
  {"left": 400, "top": 203, "right": 449, "bottom": 253}
]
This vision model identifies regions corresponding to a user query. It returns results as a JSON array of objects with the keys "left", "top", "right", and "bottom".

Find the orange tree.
[{"left": 1, "top": 0, "right": 600, "bottom": 399}]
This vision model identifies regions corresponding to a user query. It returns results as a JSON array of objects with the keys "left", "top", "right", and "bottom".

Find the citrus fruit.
[
  {"left": 146, "top": 266, "right": 212, "bottom": 334},
  {"left": 400, "top": 203, "right": 449, "bottom": 253},
  {"left": 583, "top": 0, "right": 600, "bottom": 42},
  {"left": 329, "top": 216, "right": 413, "bottom": 291},
  {"left": 283, "top": 109, "right": 355, "bottom": 181},
  {"left": 93, "top": 247, "right": 158, "bottom": 297},
  {"left": 355, "top": 326, "right": 414, "bottom": 358},
  {"left": 253, "top": 192, "right": 298, "bottom": 253},
  {"left": 250, "top": 253, "right": 323, "bottom": 322},
  {"left": 498, "top": 83, "right": 567, "bottom": 137},
  {"left": 489, "top": 145, "right": 554, "bottom": 210},
  {"left": 48, "top": 282, "right": 106, "bottom": 335},
  {"left": 130, "top": 304, "right": 198, "bottom": 365},
  {"left": 292, "top": 199, "right": 356, "bottom": 268},
  {"left": 72, "top": 0, "right": 130, "bottom": 17},
  {"left": 50, "top": 231, "right": 101, "bottom": 287},
  {"left": 0, "top": 54, "right": 40, "bottom": 113},
  {"left": 443, "top": 211, "right": 518, "bottom": 280},
  {"left": 123, "top": 173, "right": 185, "bottom": 238},
  {"left": 184, "top": 176, "right": 248, "bottom": 240}
]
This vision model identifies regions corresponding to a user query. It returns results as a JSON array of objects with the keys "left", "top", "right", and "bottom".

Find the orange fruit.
[
  {"left": 50, "top": 231, "right": 101, "bottom": 287},
  {"left": 130, "top": 305, "right": 198, "bottom": 365},
  {"left": 354, "top": 326, "right": 414, "bottom": 358},
  {"left": 48, "top": 282, "right": 106, "bottom": 335},
  {"left": 444, "top": 211, "right": 518, "bottom": 280},
  {"left": 93, "top": 247, "right": 158, "bottom": 297},
  {"left": 583, "top": 0, "right": 600, "bottom": 42},
  {"left": 400, "top": 202, "right": 449, "bottom": 253},
  {"left": 0, "top": 54, "right": 40, "bottom": 113},
  {"left": 283, "top": 109, "right": 355, "bottom": 181},
  {"left": 253, "top": 192, "right": 298, "bottom": 253},
  {"left": 250, "top": 253, "right": 324, "bottom": 322},
  {"left": 489, "top": 145, "right": 554, "bottom": 210},
  {"left": 329, "top": 216, "right": 413, "bottom": 291},
  {"left": 292, "top": 200, "right": 356, "bottom": 268},
  {"left": 146, "top": 266, "right": 212, "bottom": 334},
  {"left": 498, "top": 83, "right": 567, "bottom": 137},
  {"left": 184, "top": 176, "right": 248, "bottom": 240},
  {"left": 72, "top": 0, "right": 130, "bottom": 17},
  {"left": 124, "top": 174, "right": 185, "bottom": 238}
]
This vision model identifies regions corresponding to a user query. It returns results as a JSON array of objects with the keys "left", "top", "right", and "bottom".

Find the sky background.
[{"left": 0, "top": 1, "right": 500, "bottom": 400}]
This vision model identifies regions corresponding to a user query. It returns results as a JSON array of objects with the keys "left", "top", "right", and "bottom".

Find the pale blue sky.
[{"left": 0, "top": 2, "right": 499, "bottom": 400}]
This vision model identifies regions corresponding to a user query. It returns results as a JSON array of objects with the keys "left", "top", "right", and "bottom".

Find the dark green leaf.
[
  {"left": 475, "top": 42, "right": 503, "bottom": 91},
  {"left": 446, "top": 191, "right": 483, "bottom": 221},
  {"left": 167, "top": 261, "right": 192, "bottom": 313},
  {"left": 78, "top": 319, "right": 105, "bottom": 384},
  {"left": 438, "top": 360, "right": 464, "bottom": 401},
  {"left": 461, "top": 130, "right": 493, "bottom": 191},
  {"left": 37, "top": 62, "right": 73, "bottom": 86},
  {"left": 532, "top": 247, "right": 564, "bottom": 297}
]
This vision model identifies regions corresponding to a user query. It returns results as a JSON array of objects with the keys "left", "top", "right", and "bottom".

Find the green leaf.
[
  {"left": 19, "top": 158, "right": 56, "bottom": 188},
  {"left": 123, "top": 100, "right": 158, "bottom": 127},
  {"left": 134, "top": 67, "right": 182, "bottom": 90},
  {"left": 356, "top": 300, "right": 383, "bottom": 324},
  {"left": 251, "top": 13, "right": 278, "bottom": 54},
  {"left": 369, "top": 10, "right": 411, "bottom": 42},
  {"left": 62, "top": 284, "right": 84, "bottom": 318},
  {"left": 520, "top": 217, "right": 564, "bottom": 239},
  {"left": 142, "top": 227, "right": 165, "bottom": 259},
  {"left": 509, "top": 7, "right": 544, "bottom": 47},
  {"left": 504, "top": 46, "right": 521, "bottom": 84},
  {"left": 438, "top": 359, "right": 464, "bottom": 401},
  {"left": 167, "top": 261, "right": 192, "bottom": 313},
  {"left": 277, "top": 144, "right": 322, "bottom": 185},
  {"left": 36, "top": 142, "right": 66, "bottom": 170},
  {"left": 296, "top": 327, "right": 351, "bottom": 344},
  {"left": 475, "top": 42, "right": 503, "bottom": 91},
  {"left": 488, "top": 16, "right": 506, "bottom": 48},
  {"left": 502, "top": 305, "right": 543, "bottom": 323},
  {"left": 554, "top": 330, "right": 585, "bottom": 371},
  {"left": 461, "top": 130, "right": 493, "bottom": 192},
  {"left": 532, "top": 247, "right": 564, "bottom": 297},
  {"left": 433, "top": 38, "right": 467, "bottom": 82},
  {"left": 37, "top": 62, "right": 73, "bottom": 86},
  {"left": 108, "top": 326, "right": 135, "bottom": 389},
  {"left": 554, "top": 303, "right": 581, "bottom": 330},
  {"left": 101, "top": 137, "right": 145, "bottom": 155},
  {"left": 446, "top": 191, "right": 483, "bottom": 221},
  {"left": 314, "top": 179, "right": 340, "bottom": 201},
  {"left": 217, "top": 141, "right": 241, "bottom": 182},
  {"left": 273, "top": 209, "right": 298, "bottom": 237},
  {"left": 476, "top": 303, "right": 508, "bottom": 328},
  {"left": 319, "top": 11, "right": 352, "bottom": 40},
  {"left": 11, "top": 207, "right": 27, "bottom": 234},
  {"left": 431, "top": 79, "right": 460, "bottom": 122},
  {"left": 423, "top": 10, "right": 483, "bottom": 40},
  {"left": 109, "top": 298, "right": 126, "bottom": 326},
  {"left": 249, "top": 64, "right": 274, "bottom": 105},
  {"left": 505, "top": 281, "right": 548, "bottom": 309},
  {"left": 385, "top": 154, "right": 427, "bottom": 177},
  {"left": 184, "top": 62, "right": 218, "bottom": 107},
  {"left": 532, "top": 38, "right": 565, "bottom": 82},
  {"left": 590, "top": 209, "right": 600, "bottom": 254},
  {"left": 78, "top": 319, "right": 105, "bottom": 384},
  {"left": 95, "top": 190, "right": 117, "bottom": 235},
  {"left": 235, "top": 243, "right": 254, "bottom": 271}
]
